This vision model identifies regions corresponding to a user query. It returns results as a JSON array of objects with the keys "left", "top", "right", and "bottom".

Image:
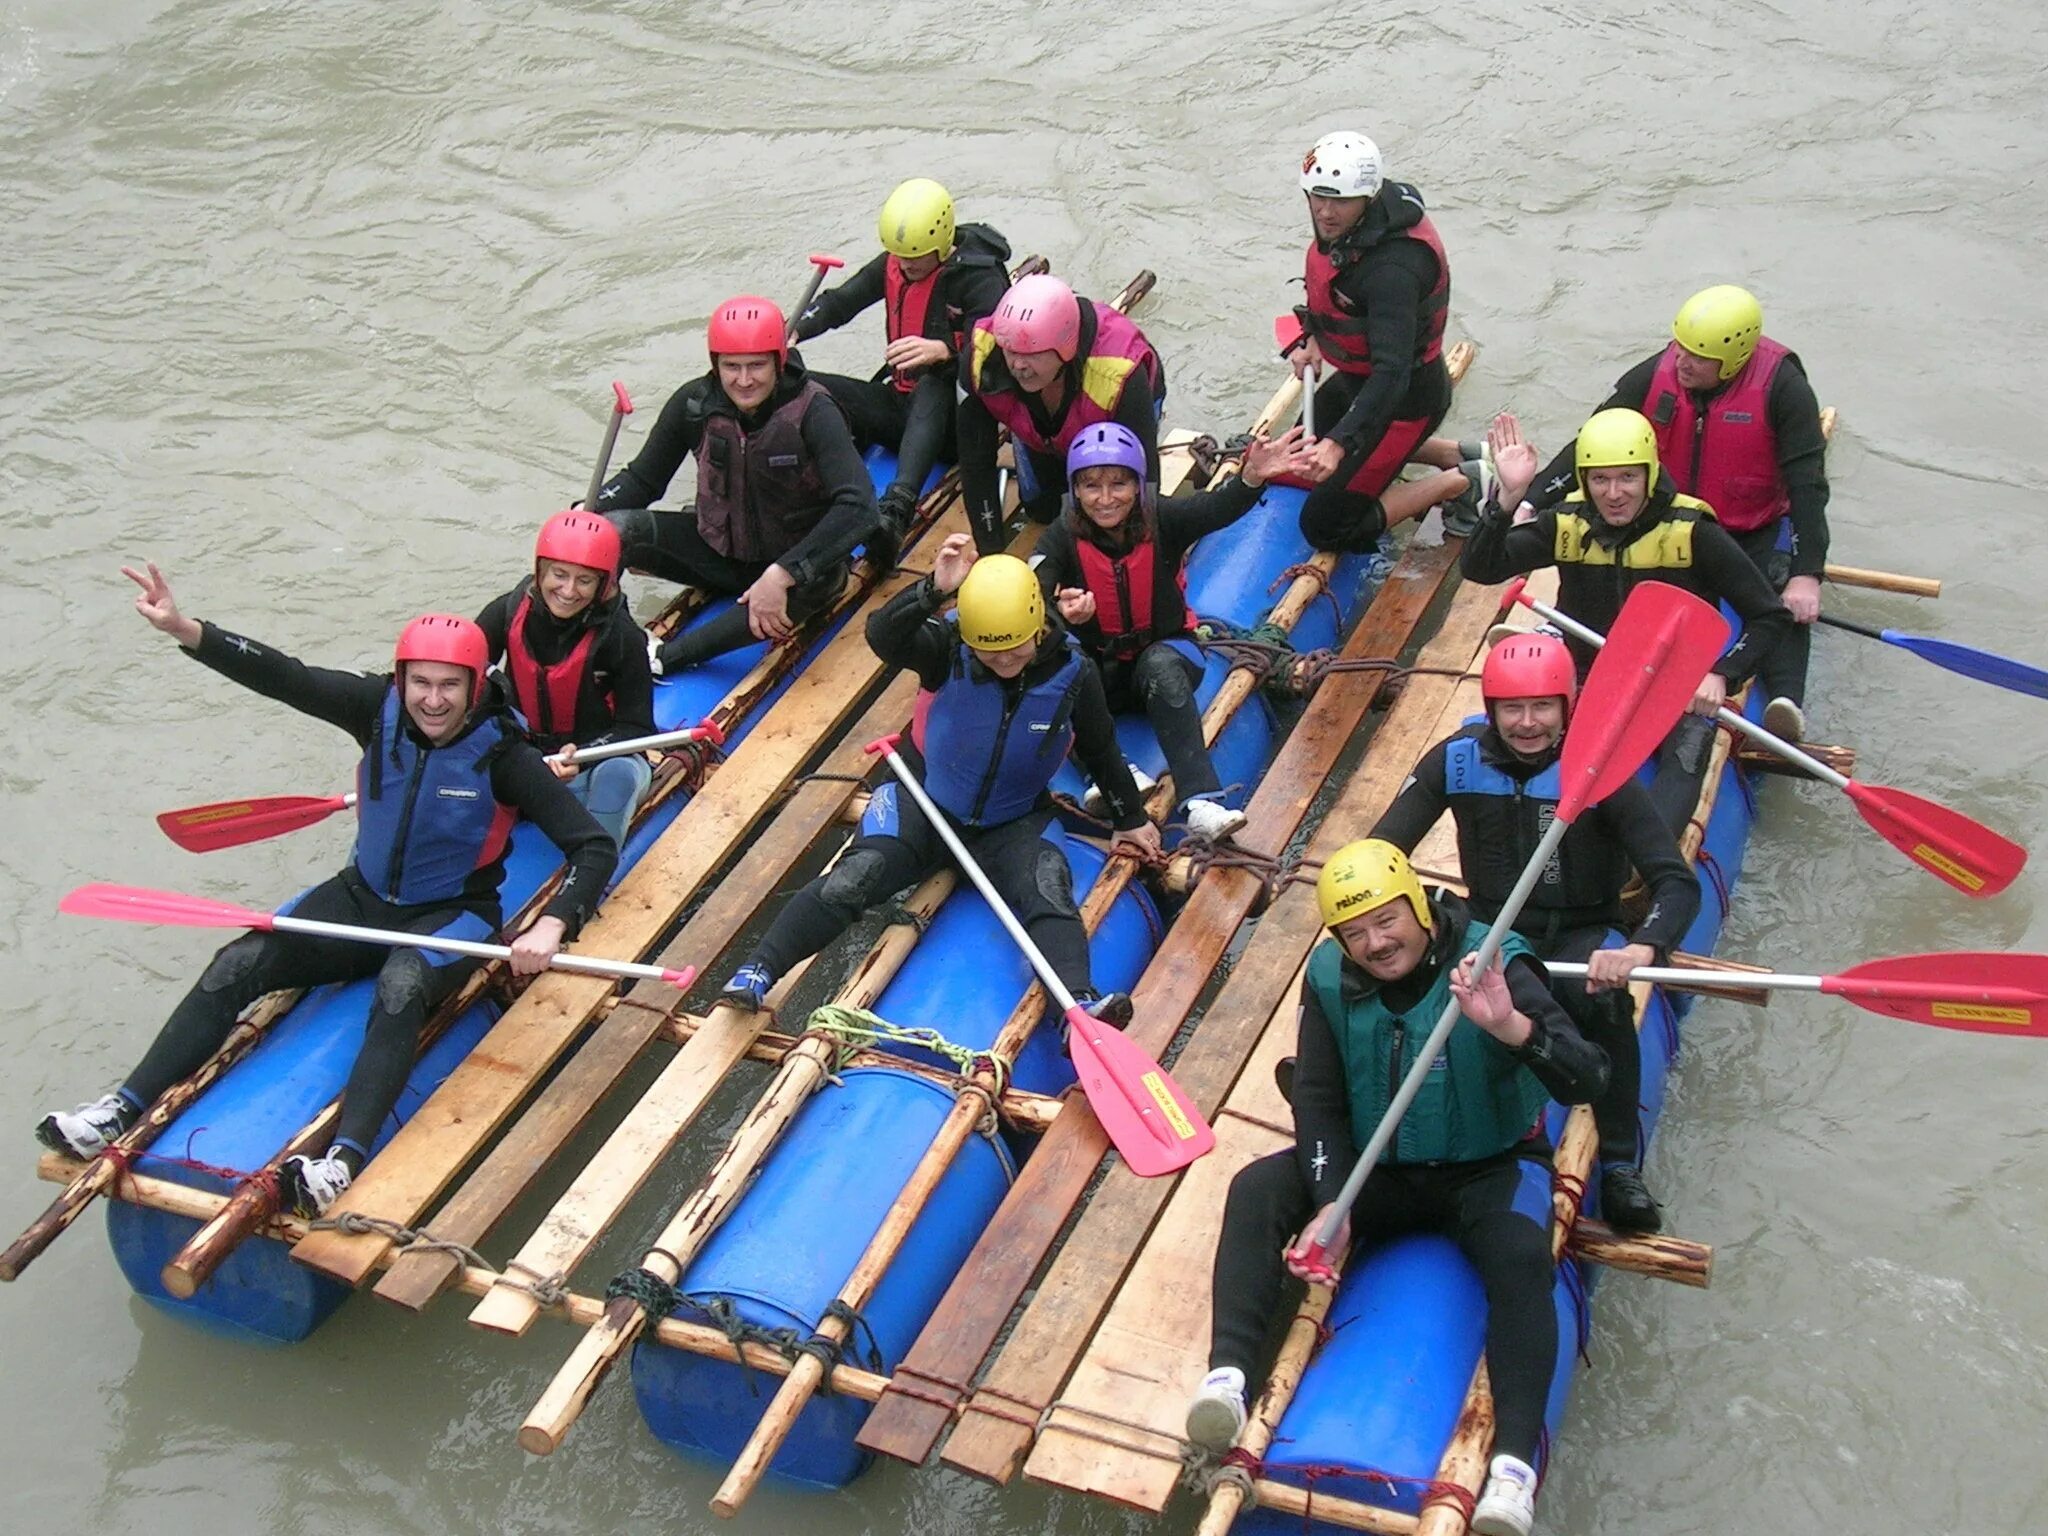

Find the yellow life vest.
[{"left": 1554, "top": 492, "right": 1716, "bottom": 569}]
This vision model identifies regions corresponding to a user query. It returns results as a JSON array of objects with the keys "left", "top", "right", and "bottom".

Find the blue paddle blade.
[{"left": 1884, "top": 629, "right": 2048, "bottom": 700}]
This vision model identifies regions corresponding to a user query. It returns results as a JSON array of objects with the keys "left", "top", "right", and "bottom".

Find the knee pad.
[
  {"left": 373, "top": 947, "right": 437, "bottom": 1017},
  {"left": 1030, "top": 843, "right": 1078, "bottom": 918},
  {"left": 198, "top": 933, "right": 273, "bottom": 994},
  {"left": 819, "top": 846, "right": 893, "bottom": 915},
  {"left": 1670, "top": 713, "right": 1714, "bottom": 775},
  {"left": 585, "top": 757, "right": 648, "bottom": 818},
  {"left": 1134, "top": 646, "right": 1196, "bottom": 708}
]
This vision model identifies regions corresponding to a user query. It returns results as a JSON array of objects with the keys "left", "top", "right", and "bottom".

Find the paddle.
[
  {"left": 1502, "top": 578, "right": 2028, "bottom": 898},
  {"left": 1293, "top": 581, "right": 1732, "bottom": 1279},
  {"left": 59, "top": 883, "right": 700, "bottom": 991},
  {"left": 786, "top": 252, "right": 846, "bottom": 346},
  {"left": 155, "top": 719, "right": 725, "bottom": 854},
  {"left": 1273, "top": 313, "right": 1315, "bottom": 439},
  {"left": 1816, "top": 613, "right": 2048, "bottom": 701},
  {"left": 580, "top": 380, "right": 635, "bottom": 513},
  {"left": 865, "top": 735, "right": 1213, "bottom": 1177},
  {"left": 1545, "top": 951, "right": 2048, "bottom": 1037}
]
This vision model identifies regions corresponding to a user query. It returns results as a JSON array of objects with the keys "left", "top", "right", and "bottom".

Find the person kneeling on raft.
[
  {"left": 956, "top": 273, "right": 1166, "bottom": 555},
  {"left": 1031, "top": 421, "right": 1318, "bottom": 844},
  {"left": 1188, "top": 841, "right": 1607, "bottom": 1536},
  {"left": 720, "top": 534, "right": 1162, "bottom": 1021},
  {"left": 1461, "top": 407, "right": 1793, "bottom": 834},
  {"left": 1370, "top": 631, "right": 1701, "bottom": 1233},
  {"left": 39, "top": 566, "right": 618, "bottom": 1218},
  {"left": 590, "top": 293, "right": 881, "bottom": 676},
  {"left": 476, "top": 510, "right": 656, "bottom": 856}
]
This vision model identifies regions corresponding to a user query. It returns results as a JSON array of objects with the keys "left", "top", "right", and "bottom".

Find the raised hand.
[
  {"left": 121, "top": 561, "right": 201, "bottom": 647},
  {"left": 931, "top": 531, "right": 977, "bottom": 595},
  {"left": 1486, "top": 412, "right": 1541, "bottom": 510},
  {"left": 1240, "top": 425, "right": 1314, "bottom": 489}
]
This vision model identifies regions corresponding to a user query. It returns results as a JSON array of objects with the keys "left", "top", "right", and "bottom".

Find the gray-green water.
[{"left": 3, "top": 2, "right": 2046, "bottom": 1532}]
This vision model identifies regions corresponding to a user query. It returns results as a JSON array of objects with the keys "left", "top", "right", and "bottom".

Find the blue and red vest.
[
  {"left": 1644, "top": 336, "right": 1791, "bottom": 534},
  {"left": 353, "top": 689, "right": 518, "bottom": 907},
  {"left": 922, "top": 631, "right": 1084, "bottom": 827}
]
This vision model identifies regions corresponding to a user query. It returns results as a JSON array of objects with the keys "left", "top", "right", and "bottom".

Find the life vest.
[
  {"left": 353, "top": 688, "right": 519, "bottom": 907},
  {"left": 502, "top": 587, "right": 611, "bottom": 744},
  {"left": 1302, "top": 212, "right": 1450, "bottom": 377},
  {"left": 883, "top": 256, "right": 943, "bottom": 394},
  {"left": 1306, "top": 921, "right": 1550, "bottom": 1166},
  {"left": 1643, "top": 336, "right": 1793, "bottom": 534},
  {"left": 922, "top": 630, "right": 1084, "bottom": 827},
  {"left": 967, "top": 303, "right": 1162, "bottom": 458},
  {"left": 1552, "top": 491, "right": 1716, "bottom": 569},
  {"left": 693, "top": 378, "right": 837, "bottom": 563},
  {"left": 1440, "top": 727, "right": 1634, "bottom": 923},
  {"left": 1072, "top": 527, "right": 1188, "bottom": 660}
]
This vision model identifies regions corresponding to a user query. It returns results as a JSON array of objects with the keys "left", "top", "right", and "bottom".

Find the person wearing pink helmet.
[
  {"left": 1367, "top": 631, "right": 1701, "bottom": 1233},
  {"left": 592, "top": 294, "right": 881, "bottom": 674},
  {"left": 957, "top": 272, "right": 1166, "bottom": 556},
  {"left": 36, "top": 564, "right": 617, "bottom": 1218},
  {"left": 475, "top": 510, "right": 656, "bottom": 853}
]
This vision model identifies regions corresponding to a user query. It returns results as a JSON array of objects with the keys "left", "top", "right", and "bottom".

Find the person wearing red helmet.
[
  {"left": 592, "top": 294, "right": 881, "bottom": 675},
  {"left": 1367, "top": 631, "right": 1701, "bottom": 1232},
  {"left": 36, "top": 563, "right": 617, "bottom": 1217},
  {"left": 956, "top": 272, "right": 1166, "bottom": 556},
  {"left": 475, "top": 510, "right": 655, "bottom": 853}
]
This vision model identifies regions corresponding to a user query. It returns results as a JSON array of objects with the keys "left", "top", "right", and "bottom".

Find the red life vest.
[
  {"left": 967, "top": 303, "right": 1161, "bottom": 458},
  {"left": 502, "top": 588, "right": 611, "bottom": 742},
  {"left": 694, "top": 378, "right": 836, "bottom": 562},
  {"left": 1302, "top": 213, "right": 1449, "bottom": 376},
  {"left": 1073, "top": 534, "right": 1187, "bottom": 660},
  {"left": 1644, "top": 336, "right": 1791, "bottom": 534},
  {"left": 883, "top": 256, "right": 943, "bottom": 394}
]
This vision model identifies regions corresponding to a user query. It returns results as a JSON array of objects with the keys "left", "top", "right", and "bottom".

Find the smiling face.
[
  {"left": 1490, "top": 695, "right": 1568, "bottom": 759},
  {"left": 1586, "top": 464, "right": 1650, "bottom": 526},
  {"left": 537, "top": 557, "right": 603, "bottom": 620},
  {"left": 1306, "top": 191, "right": 1369, "bottom": 244},
  {"left": 1073, "top": 464, "right": 1140, "bottom": 532},
  {"left": 1003, "top": 345, "right": 1063, "bottom": 393},
  {"left": 1333, "top": 898, "right": 1429, "bottom": 983},
  {"left": 716, "top": 352, "right": 778, "bottom": 413},
  {"left": 403, "top": 659, "right": 473, "bottom": 744}
]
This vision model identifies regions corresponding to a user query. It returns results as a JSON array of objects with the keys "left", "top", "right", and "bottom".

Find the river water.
[{"left": 3, "top": 2, "right": 2045, "bottom": 1532}]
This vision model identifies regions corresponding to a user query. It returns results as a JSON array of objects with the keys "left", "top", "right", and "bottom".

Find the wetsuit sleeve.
[
  {"left": 491, "top": 745, "right": 617, "bottom": 935},
  {"left": 1695, "top": 521, "right": 1795, "bottom": 685},
  {"left": 1325, "top": 241, "right": 1437, "bottom": 456},
  {"left": 1291, "top": 980, "right": 1358, "bottom": 1205},
  {"left": 1769, "top": 359, "right": 1831, "bottom": 577},
  {"left": 945, "top": 260, "right": 1012, "bottom": 353},
  {"left": 183, "top": 622, "right": 389, "bottom": 744},
  {"left": 1592, "top": 782, "right": 1700, "bottom": 956},
  {"left": 594, "top": 383, "right": 701, "bottom": 511},
  {"left": 1368, "top": 738, "right": 1453, "bottom": 853},
  {"left": 793, "top": 253, "right": 886, "bottom": 342},
  {"left": 864, "top": 576, "right": 955, "bottom": 689},
  {"left": 590, "top": 616, "right": 657, "bottom": 746},
  {"left": 1068, "top": 661, "right": 1148, "bottom": 831},
  {"left": 777, "top": 395, "right": 881, "bottom": 587},
  {"left": 1160, "top": 472, "right": 1263, "bottom": 553},
  {"left": 1504, "top": 956, "right": 1609, "bottom": 1104},
  {"left": 1460, "top": 504, "right": 1559, "bottom": 585},
  {"left": 1528, "top": 354, "right": 1659, "bottom": 511},
  {"left": 1110, "top": 371, "right": 1163, "bottom": 487},
  {"left": 956, "top": 386, "right": 1008, "bottom": 556},
  {"left": 473, "top": 591, "right": 514, "bottom": 663}
]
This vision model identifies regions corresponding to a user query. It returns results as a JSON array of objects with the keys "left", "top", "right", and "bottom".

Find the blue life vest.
[
  {"left": 922, "top": 631, "right": 1084, "bottom": 827},
  {"left": 1438, "top": 725, "right": 1634, "bottom": 918},
  {"left": 352, "top": 688, "right": 518, "bottom": 907}
]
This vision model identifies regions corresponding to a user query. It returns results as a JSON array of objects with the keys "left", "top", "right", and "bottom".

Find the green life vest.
[{"left": 1306, "top": 921, "right": 1553, "bottom": 1166}]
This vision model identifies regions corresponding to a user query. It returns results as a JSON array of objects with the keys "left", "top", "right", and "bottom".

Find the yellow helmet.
[
  {"left": 878, "top": 178, "right": 956, "bottom": 261},
  {"left": 1316, "top": 839, "right": 1431, "bottom": 932},
  {"left": 1672, "top": 284, "right": 1763, "bottom": 381},
  {"left": 1575, "top": 407, "right": 1660, "bottom": 496},
  {"left": 955, "top": 555, "right": 1043, "bottom": 653}
]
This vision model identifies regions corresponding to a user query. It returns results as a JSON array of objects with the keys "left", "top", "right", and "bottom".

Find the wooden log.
[
  {"left": 1736, "top": 737, "right": 1854, "bottom": 780},
  {"left": 1228, "top": 1478, "right": 1421, "bottom": 1536},
  {"left": 1567, "top": 1220, "right": 1712, "bottom": 1287}
]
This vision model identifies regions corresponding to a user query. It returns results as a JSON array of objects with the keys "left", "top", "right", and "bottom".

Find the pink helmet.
[{"left": 990, "top": 274, "right": 1081, "bottom": 362}]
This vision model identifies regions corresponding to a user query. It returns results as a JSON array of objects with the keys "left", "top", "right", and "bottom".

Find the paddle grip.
[
  {"left": 863, "top": 733, "right": 904, "bottom": 756},
  {"left": 610, "top": 380, "right": 633, "bottom": 416}
]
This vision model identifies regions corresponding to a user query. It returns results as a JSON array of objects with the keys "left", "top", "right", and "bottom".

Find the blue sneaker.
[{"left": 720, "top": 962, "right": 775, "bottom": 1013}]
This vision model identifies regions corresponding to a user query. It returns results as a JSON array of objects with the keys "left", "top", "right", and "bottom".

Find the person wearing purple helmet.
[{"left": 1032, "top": 422, "right": 1318, "bottom": 843}]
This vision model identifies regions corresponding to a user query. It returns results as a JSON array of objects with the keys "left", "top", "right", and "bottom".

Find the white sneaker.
[
  {"left": 1183, "top": 796, "right": 1247, "bottom": 843},
  {"left": 281, "top": 1151, "right": 355, "bottom": 1218},
  {"left": 1762, "top": 696, "right": 1806, "bottom": 741},
  {"left": 1471, "top": 1453, "right": 1539, "bottom": 1536},
  {"left": 646, "top": 631, "right": 666, "bottom": 679},
  {"left": 1185, "top": 1366, "right": 1247, "bottom": 1452},
  {"left": 36, "top": 1092, "right": 136, "bottom": 1158},
  {"left": 1082, "top": 765, "right": 1157, "bottom": 817}
]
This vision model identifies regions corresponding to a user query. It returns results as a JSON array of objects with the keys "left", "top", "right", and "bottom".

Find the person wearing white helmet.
[{"left": 1288, "top": 131, "right": 1473, "bottom": 553}]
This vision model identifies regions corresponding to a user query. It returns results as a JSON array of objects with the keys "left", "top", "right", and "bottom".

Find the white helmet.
[{"left": 1300, "top": 131, "right": 1383, "bottom": 199}]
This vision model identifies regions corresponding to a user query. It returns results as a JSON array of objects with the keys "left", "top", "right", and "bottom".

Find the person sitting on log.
[
  {"left": 591, "top": 294, "right": 880, "bottom": 676},
  {"left": 1369, "top": 631, "right": 1702, "bottom": 1232},
  {"left": 1188, "top": 840, "right": 1607, "bottom": 1536},
  {"left": 38, "top": 565, "right": 617, "bottom": 1217},
  {"left": 1460, "top": 407, "right": 1794, "bottom": 833},
  {"left": 719, "top": 534, "right": 1161, "bottom": 1023},
  {"left": 1517, "top": 285, "right": 1829, "bottom": 739},
  {"left": 1031, "top": 421, "right": 1317, "bottom": 843},
  {"left": 792, "top": 177, "right": 1013, "bottom": 558},
  {"left": 956, "top": 272, "right": 1165, "bottom": 555},
  {"left": 475, "top": 510, "right": 656, "bottom": 857}
]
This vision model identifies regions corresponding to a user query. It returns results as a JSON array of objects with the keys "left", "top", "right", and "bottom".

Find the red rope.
[{"left": 1227, "top": 1447, "right": 1479, "bottom": 1526}]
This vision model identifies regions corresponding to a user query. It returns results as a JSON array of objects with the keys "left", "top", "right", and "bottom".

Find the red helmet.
[
  {"left": 707, "top": 294, "right": 788, "bottom": 363},
  {"left": 535, "top": 509, "right": 622, "bottom": 596},
  {"left": 394, "top": 613, "right": 490, "bottom": 708},
  {"left": 1481, "top": 632, "right": 1577, "bottom": 710},
  {"left": 991, "top": 273, "right": 1081, "bottom": 362}
]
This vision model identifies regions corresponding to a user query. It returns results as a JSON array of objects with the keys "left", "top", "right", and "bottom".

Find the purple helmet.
[{"left": 1066, "top": 423, "right": 1146, "bottom": 488}]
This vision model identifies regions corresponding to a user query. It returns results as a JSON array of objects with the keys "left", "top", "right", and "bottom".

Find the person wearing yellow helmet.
[
  {"left": 718, "top": 531, "right": 1161, "bottom": 1022},
  {"left": 792, "top": 179, "right": 1015, "bottom": 559},
  {"left": 1519, "top": 285, "right": 1830, "bottom": 738},
  {"left": 1462, "top": 405, "right": 1795, "bottom": 832},
  {"left": 1191, "top": 839, "right": 1606, "bottom": 1536}
]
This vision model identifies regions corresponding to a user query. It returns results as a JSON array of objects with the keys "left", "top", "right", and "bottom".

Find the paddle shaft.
[
  {"left": 262, "top": 912, "right": 694, "bottom": 987},
  {"left": 1824, "top": 563, "right": 1939, "bottom": 599},
  {"left": 580, "top": 381, "right": 633, "bottom": 513},
  {"left": 1303, "top": 359, "right": 1317, "bottom": 440}
]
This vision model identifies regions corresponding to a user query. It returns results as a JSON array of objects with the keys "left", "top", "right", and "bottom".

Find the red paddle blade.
[
  {"left": 60, "top": 882, "right": 273, "bottom": 932},
  {"left": 1273, "top": 313, "right": 1304, "bottom": 355},
  {"left": 156, "top": 793, "right": 350, "bottom": 853},
  {"left": 1064, "top": 1009, "right": 1214, "bottom": 1177},
  {"left": 1558, "top": 582, "right": 1731, "bottom": 819},
  {"left": 1826, "top": 951, "right": 2048, "bottom": 1035},
  {"left": 1844, "top": 781, "right": 2027, "bottom": 899}
]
